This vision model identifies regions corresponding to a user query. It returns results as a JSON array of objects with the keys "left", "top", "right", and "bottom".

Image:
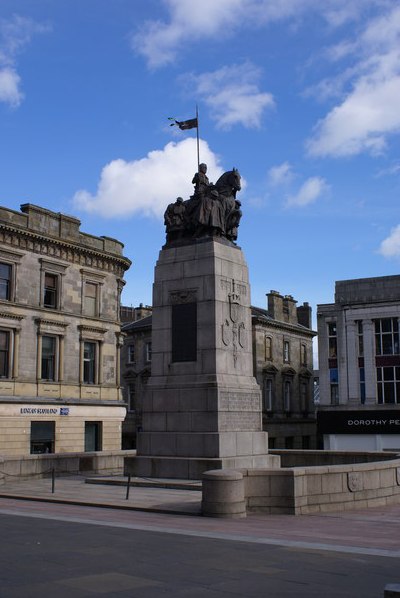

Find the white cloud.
[
  {"left": 378, "top": 225, "right": 400, "bottom": 258},
  {"left": 186, "top": 63, "right": 274, "bottom": 130},
  {"left": 73, "top": 139, "right": 224, "bottom": 218},
  {"left": 0, "top": 67, "right": 22, "bottom": 107},
  {"left": 133, "top": 0, "right": 374, "bottom": 69},
  {"left": 268, "top": 162, "right": 293, "bottom": 186},
  {"left": 307, "top": 5, "right": 400, "bottom": 157},
  {"left": 0, "top": 14, "right": 49, "bottom": 107},
  {"left": 286, "top": 176, "right": 329, "bottom": 207}
]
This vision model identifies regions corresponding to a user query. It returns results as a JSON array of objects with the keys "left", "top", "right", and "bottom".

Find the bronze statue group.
[{"left": 164, "top": 164, "right": 242, "bottom": 244}]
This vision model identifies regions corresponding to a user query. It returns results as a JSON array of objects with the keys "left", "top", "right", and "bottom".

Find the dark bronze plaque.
[{"left": 172, "top": 302, "right": 197, "bottom": 362}]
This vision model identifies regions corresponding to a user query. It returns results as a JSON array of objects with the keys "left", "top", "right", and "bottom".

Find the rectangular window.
[
  {"left": 285, "top": 436, "right": 294, "bottom": 449},
  {"left": 41, "top": 336, "right": 56, "bottom": 381},
  {"left": 128, "top": 344, "right": 135, "bottom": 363},
  {"left": 84, "top": 282, "right": 98, "bottom": 317},
  {"left": 265, "top": 336, "right": 272, "bottom": 361},
  {"left": 145, "top": 341, "right": 152, "bottom": 363},
  {"left": 30, "top": 421, "right": 55, "bottom": 454},
  {"left": 300, "top": 344, "right": 307, "bottom": 366},
  {"left": 331, "top": 384, "right": 339, "bottom": 405},
  {"left": 264, "top": 379, "right": 273, "bottom": 411},
  {"left": 360, "top": 367, "right": 366, "bottom": 404},
  {"left": 375, "top": 318, "right": 399, "bottom": 356},
  {"left": 376, "top": 365, "right": 400, "bottom": 404},
  {"left": 84, "top": 421, "right": 102, "bottom": 452},
  {"left": 0, "top": 330, "right": 10, "bottom": 378},
  {"left": 300, "top": 381, "right": 308, "bottom": 413},
  {"left": 283, "top": 341, "right": 290, "bottom": 363},
  {"left": 284, "top": 380, "right": 291, "bottom": 411},
  {"left": 0, "top": 263, "right": 12, "bottom": 300},
  {"left": 83, "top": 342, "right": 96, "bottom": 384},
  {"left": 128, "top": 383, "right": 136, "bottom": 412},
  {"left": 43, "top": 273, "right": 58, "bottom": 309},
  {"left": 357, "top": 320, "right": 364, "bottom": 357},
  {"left": 328, "top": 322, "right": 337, "bottom": 358}
]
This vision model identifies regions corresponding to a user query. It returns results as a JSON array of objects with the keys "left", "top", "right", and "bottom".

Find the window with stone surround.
[
  {"left": 0, "top": 330, "right": 10, "bottom": 377},
  {"left": 264, "top": 378, "right": 273, "bottom": 411},
  {"left": 127, "top": 343, "right": 135, "bottom": 363},
  {"left": 81, "top": 270, "right": 105, "bottom": 318},
  {"left": 128, "top": 383, "right": 136, "bottom": 412},
  {"left": 328, "top": 322, "right": 337, "bottom": 358},
  {"left": 300, "top": 343, "right": 307, "bottom": 366},
  {"left": 284, "top": 380, "right": 291, "bottom": 411},
  {"left": 39, "top": 259, "right": 67, "bottom": 311},
  {"left": 283, "top": 340, "right": 290, "bottom": 363},
  {"left": 43, "top": 273, "right": 58, "bottom": 309},
  {"left": 145, "top": 341, "right": 152, "bottom": 363},
  {"left": 265, "top": 336, "right": 272, "bottom": 361},
  {"left": 83, "top": 341, "right": 97, "bottom": 384},
  {"left": 0, "top": 263, "right": 12, "bottom": 301},
  {"left": 41, "top": 335, "right": 57, "bottom": 381}
]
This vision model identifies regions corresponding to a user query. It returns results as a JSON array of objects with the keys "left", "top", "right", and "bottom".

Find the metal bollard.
[{"left": 126, "top": 474, "right": 131, "bottom": 500}]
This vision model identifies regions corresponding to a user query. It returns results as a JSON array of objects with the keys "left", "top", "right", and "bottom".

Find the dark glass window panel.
[
  {"left": 377, "top": 368, "right": 382, "bottom": 381},
  {"left": 329, "top": 368, "right": 338, "bottom": 383},
  {"left": 384, "top": 382, "right": 395, "bottom": 403},
  {"left": 83, "top": 342, "right": 96, "bottom": 383},
  {"left": 382, "top": 319, "right": 391, "bottom": 333},
  {"left": 0, "top": 263, "right": 11, "bottom": 300},
  {"left": 359, "top": 367, "right": 365, "bottom": 382},
  {"left": 383, "top": 366, "right": 394, "bottom": 381},
  {"left": 394, "top": 319, "right": 399, "bottom": 332},
  {"left": 377, "top": 384, "right": 383, "bottom": 404},
  {"left": 328, "top": 322, "right": 337, "bottom": 336},
  {"left": 382, "top": 334, "right": 393, "bottom": 355},
  {"left": 328, "top": 338, "right": 337, "bottom": 358},
  {"left": 0, "top": 330, "right": 9, "bottom": 377},
  {"left": 44, "top": 273, "right": 57, "bottom": 308},
  {"left": 30, "top": 421, "right": 55, "bottom": 454},
  {"left": 375, "top": 334, "right": 382, "bottom": 355},
  {"left": 41, "top": 336, "right": 56, "bottom": 380},
  {"left": 394, "top": 333, "right": 399, "bottom": 354}
]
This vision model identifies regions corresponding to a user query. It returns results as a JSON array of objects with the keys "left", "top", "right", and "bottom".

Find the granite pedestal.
[{"left": 130, "top": 238, "right": 279, "bottom": 479}]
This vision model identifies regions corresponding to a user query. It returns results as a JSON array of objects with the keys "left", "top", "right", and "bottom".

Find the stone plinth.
[{"left": 131, "top": 238, "right": 279, "bottom": 479}]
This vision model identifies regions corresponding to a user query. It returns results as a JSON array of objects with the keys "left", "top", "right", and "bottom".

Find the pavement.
[{"left": 0, "top": 474, "right": 400, "bottom": 596}]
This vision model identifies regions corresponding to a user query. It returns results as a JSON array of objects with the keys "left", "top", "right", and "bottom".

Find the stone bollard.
[
  {"left": 385, "top": 584, "right": 400, "bottom": 597},
  {"left": 202, "top": 469, "right": 246, "bottom": 518}
]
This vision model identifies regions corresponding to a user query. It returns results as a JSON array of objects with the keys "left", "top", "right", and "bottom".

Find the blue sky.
[{"left": 1, "top": 0, "right": 400, "bottom": 331}]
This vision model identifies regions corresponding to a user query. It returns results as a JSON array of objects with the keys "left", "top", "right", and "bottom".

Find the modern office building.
[
  {"left": 0, "top": 203, "right": 131, "bottom": 455},
  {"left": 317, "top": 275, "right": 400, "bottom": 450}
]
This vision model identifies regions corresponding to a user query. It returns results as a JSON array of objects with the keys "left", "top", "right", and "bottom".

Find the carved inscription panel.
[{"left": 219, "top": 391, "right": 261, "bottom": 412}]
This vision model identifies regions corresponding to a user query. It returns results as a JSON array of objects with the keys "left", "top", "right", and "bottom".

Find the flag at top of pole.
[{"left": 168, "top": 106, "right": 200, "bottom": 169}]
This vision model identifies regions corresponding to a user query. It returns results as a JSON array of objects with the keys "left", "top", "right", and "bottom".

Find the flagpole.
[{"left": 196, "top": 104, "right": 200, "bottom": 171}]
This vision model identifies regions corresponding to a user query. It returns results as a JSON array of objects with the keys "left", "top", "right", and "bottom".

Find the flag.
[{"left": 168, "top": 117, "right": 198, "bottom": 130}]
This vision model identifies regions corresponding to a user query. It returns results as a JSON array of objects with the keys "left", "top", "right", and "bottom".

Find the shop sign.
[
  {"left": 20, "top": 406, "right": 70, "bottom": 416},
  {"left": 318, "top": 410, "right": 400, "bottom": 434}
]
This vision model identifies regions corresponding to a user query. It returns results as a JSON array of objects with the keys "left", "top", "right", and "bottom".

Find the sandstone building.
[
  {"left": 252, "top": 291, "right": 317, "bottom": 449},
  {"left": 317, "top": 275, "right": 400, "bottom": 450},
  {"left": 0, "top": 203, "right": 131, "bottom": 456},
  {"left": 121, "top": 291, "right": 317, "bottom": 449}
]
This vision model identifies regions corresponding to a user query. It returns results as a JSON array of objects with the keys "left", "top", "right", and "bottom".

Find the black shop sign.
[{"left": 317, "top": 410, "right": 400, "bottom": 434}]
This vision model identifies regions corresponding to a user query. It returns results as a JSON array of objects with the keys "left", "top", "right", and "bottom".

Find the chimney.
[
  {"left": 267, "top": 290, "right": 284, "bottom": 321},
  {"left": 297, "top": 302, "right": 312, "bottom": 329}
]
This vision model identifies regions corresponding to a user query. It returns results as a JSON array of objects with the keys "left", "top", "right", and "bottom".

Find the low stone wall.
[
  {"left": 269, "top": 449, "right": 400, "bottom": 468},
  {"left": 0, "top": 450, "right": 135, "bottom": 484},
  {"left": 202, "top": 456, "right": 400, "bottom": 517}
]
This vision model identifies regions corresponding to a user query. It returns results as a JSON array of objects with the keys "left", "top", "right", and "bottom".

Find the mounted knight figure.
[{"left": 164, "top": 164, "right": 242, "bottom": 245}]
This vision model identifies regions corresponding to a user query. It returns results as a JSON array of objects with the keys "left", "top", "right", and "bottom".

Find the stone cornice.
[
  {"left": 253, "top": 315, "right": 317, "bottom": 338},
  {"left": 0, "top": 311, "right": 25, "bottom": 321},
  {"left": 0, "top": 222, "right": 131, "bottom": 277}
]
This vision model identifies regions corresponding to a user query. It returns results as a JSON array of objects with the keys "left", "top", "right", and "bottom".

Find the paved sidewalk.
[
  {"left": 1, "top": 474, "right": 400, "bottom": 559},
  {"left": 0, "top": 474, "right": 202, "bottom": 514}
]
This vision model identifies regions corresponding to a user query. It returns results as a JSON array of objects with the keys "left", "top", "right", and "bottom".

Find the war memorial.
[
  {"left": 123, "top": 162, "right": 400, "bottom": 518},
  {"left": 129, "top": 164, "right": 280, "bottom": 479}
]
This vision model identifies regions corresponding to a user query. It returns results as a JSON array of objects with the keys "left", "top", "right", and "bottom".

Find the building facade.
[
  {"left": 0, "top": 203, "right": 131, "bottom": 456},
  {"left": 317, "top": 275, "right": 400, "bottom": 450},
  {"left": 120, "top": 314, "right": 152, "bottom": 449},
  {"left": 252, "top": 291, "right": 317, "bottom": 449},
  {"left": 121, "top": 291, "right": 317, "bottom": 449}
]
